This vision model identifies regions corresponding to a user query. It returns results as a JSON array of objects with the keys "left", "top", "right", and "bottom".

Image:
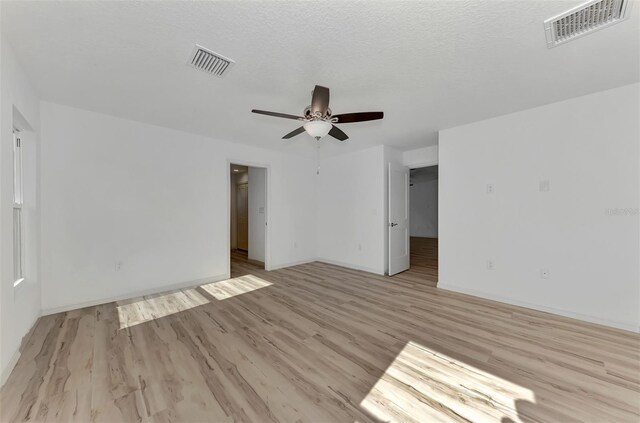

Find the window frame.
[{"left": 13, "top": 130, "right": 24, "bottom": 287}]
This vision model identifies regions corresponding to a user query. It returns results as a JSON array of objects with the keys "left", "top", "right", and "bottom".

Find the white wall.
[
  {"left": 248, "top": 166, "right": 266, "bottom": 263},
  {"left": 410, "top": 177, "right": 438, "bottom": 238},
  {"left": 439, "top": 83, "right": 640, "bottom": 332},
  {"left": 39, "top": 102, "right": 317, "bottom": 313},
  {"left": 403, "top": 145, "right": 438, "bottom": 168},
  {"left": 0, "top": 36, "right": 41, "bottom": 383},
  {"left": 317, "top": 145, "right": 387, "bottom": 274}
]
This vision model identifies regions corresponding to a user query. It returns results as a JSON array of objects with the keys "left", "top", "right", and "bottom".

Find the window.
[{"left": 13, "top": 130, "right": 24, "bottom": 286}]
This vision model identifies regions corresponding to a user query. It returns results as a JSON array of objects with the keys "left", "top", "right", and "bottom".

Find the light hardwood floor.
[
  {"left": 1, "top": 250, "right": 638, "bottom": 422},
  {"left": 408, "top": 237, "right": 438, "bottom": 285}
]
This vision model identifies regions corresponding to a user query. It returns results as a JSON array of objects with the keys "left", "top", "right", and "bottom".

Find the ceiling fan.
[{"left": 251, "top": 85, "right": 383, "bottom": 141}]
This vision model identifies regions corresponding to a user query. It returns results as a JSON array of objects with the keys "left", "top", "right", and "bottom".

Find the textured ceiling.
[{"left": 1, "top": 1, "right": 638, "bottom": 156}]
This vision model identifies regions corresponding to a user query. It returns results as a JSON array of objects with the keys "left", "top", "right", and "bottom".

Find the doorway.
[
  {"left": 387, "top": 163, "right": 438, "bottom": 285},
  {"left": 408, "top": 165, "right": 438, "bottom": 283},
  {"left": 229, "top": 162, "right": 268, "bottom": 276},
  {"left": 236, "top": 179, "right": 249, "bottom": 251}
]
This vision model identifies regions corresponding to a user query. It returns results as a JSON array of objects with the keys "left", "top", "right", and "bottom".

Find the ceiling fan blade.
[
  {"left": 311, "top": 85, "right": 330, "bottom": 116},
  {"left": 252, "top": 109, "right": 303, "bottom": 120},
  {"left": 328, "top": 125, "right": 349, "bottom": 141},
  {"left": 333, "top": 111, "right": 383, "bottom": 123},
  {"left": 282, "top": 126, "right": 306, "bottom": 139}
]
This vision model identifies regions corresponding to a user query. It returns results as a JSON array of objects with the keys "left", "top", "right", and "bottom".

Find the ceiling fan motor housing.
[{"left": 304, "top": 106, "right": 331, "bottom": 119}]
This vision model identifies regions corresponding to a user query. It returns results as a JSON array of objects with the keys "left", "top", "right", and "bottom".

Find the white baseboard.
[
  {"left": 268, "top": 258, "right": 318, "bottom": 271},
  {"left": 1, "top": 314, "right": 40, "bottom": 387},
  {"left": 316, "top": 258, "right": 385, "bottom": 276},
  {"left": 439, "top": 282, "right": 640, "bottom": 333},
  {"left": 1, "top": 349, "right": 21, "bottom": 387},
  {"left": 269, "top": 257, "right": 385, "bottom": 276},
  {"left": 41, "top": 273, "right": 229, "bottom": 316}
]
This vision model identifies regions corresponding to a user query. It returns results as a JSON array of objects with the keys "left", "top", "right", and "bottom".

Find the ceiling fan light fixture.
[
  {"left": 251, "top": 85, "right": 383, "bottom": 142},
  {"left": 303, "top": 120, "right": 332, "bottom": 140}
]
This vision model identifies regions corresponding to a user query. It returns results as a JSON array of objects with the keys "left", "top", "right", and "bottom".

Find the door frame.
[
  {"left": 226, "top": 160, "right": 271, "bottom": 277},
  {"left": 406, "top": 162, "right": 439, "bottom": 281}
]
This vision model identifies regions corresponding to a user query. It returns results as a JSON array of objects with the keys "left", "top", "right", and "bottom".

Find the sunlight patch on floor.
[
  {"left": 360, "top": 341, "right": 535, "bottom": 423},
  {"left": 200, "top": 274, "right": 272, "bottom": 300},
  {"left": 117, "top": 288, "right": 209, "bottom": 329}
]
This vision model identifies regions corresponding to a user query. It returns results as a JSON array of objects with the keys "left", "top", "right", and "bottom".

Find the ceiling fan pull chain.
[{"left": 316, "top": 142, "right": 321, "bottom": 175}]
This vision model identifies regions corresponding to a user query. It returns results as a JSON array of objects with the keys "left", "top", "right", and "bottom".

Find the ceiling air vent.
[
  {"left": 187, "top": 45, "right": 234, "bottom": 77},
  {"left": 544, "top": 0, "right": 632, "bottom": 48}
]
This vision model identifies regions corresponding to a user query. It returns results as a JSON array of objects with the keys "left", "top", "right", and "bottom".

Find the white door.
[{"left": 388, "top": 162, "right": 410, "bottom": 275}]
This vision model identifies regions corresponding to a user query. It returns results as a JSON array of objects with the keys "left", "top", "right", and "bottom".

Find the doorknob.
[{"left": 389, "top": 222, "right": 398, "bottom": 227}]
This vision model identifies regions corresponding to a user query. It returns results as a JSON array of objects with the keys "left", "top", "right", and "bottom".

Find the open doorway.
[
  {"left": 229, "top": 162, "right": 268, "bottom": 277},
  {"left": 408, "top": 165, "right": 438, "bottom": 283}
]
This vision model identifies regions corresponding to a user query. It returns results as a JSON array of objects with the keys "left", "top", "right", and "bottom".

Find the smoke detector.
[
  {"left": 187, "top": 45, "right": 234, "bottom": 77},
  {"left": 544, "top": 0, "right": 632, "bottom": 48}
]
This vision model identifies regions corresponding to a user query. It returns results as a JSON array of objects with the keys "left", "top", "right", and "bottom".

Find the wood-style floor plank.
[{"left": 1, "top": 246, "right": 638, "bottom": 422}]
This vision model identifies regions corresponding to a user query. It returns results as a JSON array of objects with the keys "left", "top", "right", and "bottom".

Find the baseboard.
[
  {"left": 268, "top": 258, "right": 318, "bottom": 271},
  {"left": 439, "top": 282, "right": 639, "bottom": 333},
  {"left": 270, "top": 257, "right": 385, "bottom": 276},
  {"left": 266, "top": 257, "right": 385, "bottom": 276},
  {"left": 1, "top": 349, "right": 21, "bottom": 387},
  {"left": 41, "top": 273, "right": 229, "bottom": 316},
  {"left": 247, "top": 258, "right": 265, "bottom": 267},
  {"left": 1, "top": 313, "right": 40, "bottom": 387},
  {"left": 316, "top": 258, "right": 385, "bottom": 276}
]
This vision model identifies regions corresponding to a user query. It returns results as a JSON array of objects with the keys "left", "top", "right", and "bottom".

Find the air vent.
[
  {"left": 544, "top": 0, "right": 631, "bottom": 48},
  {"left": 187, "top": 45, "right": 234, "bottom": 77}
]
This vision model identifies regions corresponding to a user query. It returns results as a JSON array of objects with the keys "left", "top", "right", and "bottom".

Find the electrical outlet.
[
  {"left": 293, "top": 241, "right": 298, "bottom": 248},
  {"left": 539, "top": 180, "right": 550, "bottom": 192},
  {"left": 486, "top": 260, "right": 494, "bottom": 270},
  {"left": 358, "top": 244, "right": 363, "bottom": 252},
  {"left": 541, "top": 269, "right": 550, "bottom": 279},
  {"left": 115, "top": 261, "right": 122, "bottom": 271},
  {"left": 486, "top": 184, "right": 495, "bottom": 194}
]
